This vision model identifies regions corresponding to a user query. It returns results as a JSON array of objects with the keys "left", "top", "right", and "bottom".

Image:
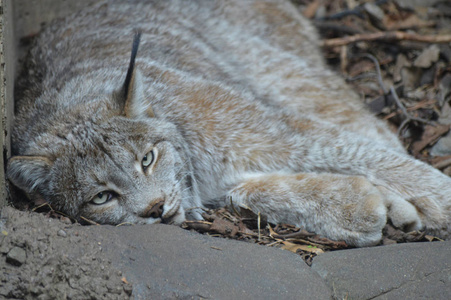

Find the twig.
[
  {"left": 116, "top": 222, "right": 134, "bottom": 227},
  {"left": 257, "top": 212, "right": 261, "bottom": 242},
  {"left": 266, "top": 240, "right": 283, "bottom": 247},
  {"left": 271, "top": 230, "right": 316, "bottom": 240},
  {"left": 321, "top": 31, "right": 451, "bottom": 47},
  {"left": 353, "top": 54, "right": 433, "bottom": 135},
  {"left": 313, "top": 21, "right": 364, "bottom": 35},
  {"left": 80, "top": 216, "right": 100, "bottom": 225},
  {"left": 32, "top": 202, "right": 54, "bottom": 212},
  {"left": 389, "top": 86, "right": 434, "bottom": 136},
  {"left": 383, "top": 99, "right": 436, "bottom": 120},
  {"left": 356, "top": 54, "right": 388, "bottom": 93}
]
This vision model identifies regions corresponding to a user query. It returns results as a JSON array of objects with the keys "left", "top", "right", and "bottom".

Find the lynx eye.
[
  {"left": 142, "top": 150, "right": 155, "bottom": 169},
  {"left": 91, "top": 192, "right": 112, "bottom": 205}
]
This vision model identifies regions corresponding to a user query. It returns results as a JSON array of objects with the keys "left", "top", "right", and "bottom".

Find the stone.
[
  {"left": 311, "top": 241, "right": 451, "bottom": 300},
  {"left": 6, "top": 246, "right": 26, "bottom": 266}
]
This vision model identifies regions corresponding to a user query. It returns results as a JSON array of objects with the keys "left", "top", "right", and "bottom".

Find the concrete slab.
[{"left": 311, "top": 241, "right": 451, "bottom": 300}]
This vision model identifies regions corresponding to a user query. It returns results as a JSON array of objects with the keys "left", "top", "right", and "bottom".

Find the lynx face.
[{"left": 9, "top": 116, "right": 192, "bottom": 225}]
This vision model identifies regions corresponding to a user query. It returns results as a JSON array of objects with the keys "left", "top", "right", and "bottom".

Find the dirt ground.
[
  {"left": 2, "top": 0, "right": 451, "bottom": 298},
  {"left": 0, "top": 207, "right": 132, "bottom": 299}
]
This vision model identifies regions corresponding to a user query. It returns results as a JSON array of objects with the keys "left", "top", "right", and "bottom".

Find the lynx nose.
[{"left": 142, "top": 200, "right": 165, "bottom": 219}]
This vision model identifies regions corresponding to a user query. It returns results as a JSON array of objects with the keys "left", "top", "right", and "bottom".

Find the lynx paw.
[
  {"left": 227, "top": 174, "right": 388, "bottom": 247},
  {"left": 382, "top": 190, "right": 423, "bottom": 232}
]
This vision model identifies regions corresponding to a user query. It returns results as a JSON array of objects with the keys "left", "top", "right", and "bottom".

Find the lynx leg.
[{"left": 227, "top": 173, "right": 387, "bottom": 247}]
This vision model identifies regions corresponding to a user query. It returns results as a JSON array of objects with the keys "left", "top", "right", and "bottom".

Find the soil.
[
  {"left": 2, "top": 0, "right": 451, "bottom": 298},
  {"left": 0, "top": 207, "right": 132, "bottom": 299}
]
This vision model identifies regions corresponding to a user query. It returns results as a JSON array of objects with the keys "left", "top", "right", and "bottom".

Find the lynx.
[{"left": 7, "top": 0, "right": 451, "bottom": 247}]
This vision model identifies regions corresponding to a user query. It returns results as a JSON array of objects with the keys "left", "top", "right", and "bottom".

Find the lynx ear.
[
  {"left": 121, "top": 32, "right": 155, "bottom": 119},
  {"left": 7, "top": 156, "right": 53, "bottom": 195}
]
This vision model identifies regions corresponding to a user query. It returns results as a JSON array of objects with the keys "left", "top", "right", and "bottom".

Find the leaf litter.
[{"left": 182, "top": 206, "right": 440, "bottom": 266}]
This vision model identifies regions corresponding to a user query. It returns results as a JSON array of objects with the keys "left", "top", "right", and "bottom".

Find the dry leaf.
[
  {"left": 210, "top": 218, "right": 239, "bottom": 237},
  {"left": 414, "top": 45, "right": 441, "bottom": 68},
  {"left": 281, "top": 241, "right": 324, "bottom": 255},
  {"left": 268, "top": 225, "right": 277, "bottom": 238},
  {"left": 411, "top": 124, "right": 450, "bottom": 156}
]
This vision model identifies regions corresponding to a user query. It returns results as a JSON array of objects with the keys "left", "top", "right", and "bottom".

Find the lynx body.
[{"left": 8, "top": 0, "right": 451, "bottom": 246}]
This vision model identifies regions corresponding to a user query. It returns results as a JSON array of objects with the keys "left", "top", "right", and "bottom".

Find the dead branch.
[{"left": 321, "top": 31, "right": 451, "bottom": 47}]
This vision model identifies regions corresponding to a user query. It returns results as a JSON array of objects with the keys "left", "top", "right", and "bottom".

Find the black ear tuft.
[
  {"left": 123, "top": 31, "right": 142, "bottom": 98},
  {"left": 120, "top": 31, "right": 155, "bottom": 119}
]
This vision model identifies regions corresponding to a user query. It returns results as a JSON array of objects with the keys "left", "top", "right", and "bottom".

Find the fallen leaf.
[
  {"left": 414, "top": 45, "right": 441, "bottom": 68},
  {"left": 268, "top": 224, "right": 277, "bottom": 238},
  {"left": 281, "top": 241, "right": 324, "bottom": 255},
  {"left": 393, "top": 54, "right": 411, "bottom": 83},
  {"left": 210, "top": 218, "right": 239, "bottom": 237},
  {"left": 411, "top": 124, "right": 450, "bottom": 156},
  {"left": 364, "top": 2, "right": 385, "bottom": 29},
  {"left": 425, "top": 235, "right": 443, "bottom": 242},
  {"left": 382, "top": 237, "right": 398, "bottom": 245},
  {"left": 401, "top": 67, "right": 423, "bottom": 90}
]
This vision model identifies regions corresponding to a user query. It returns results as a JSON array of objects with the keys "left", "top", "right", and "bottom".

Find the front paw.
[{"left": 378, "top": 188, "right": 423, "bottom": 232}]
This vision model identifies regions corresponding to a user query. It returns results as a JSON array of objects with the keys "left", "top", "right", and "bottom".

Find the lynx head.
[{"left": 7, "top": 33, "right": 196, "bottom": 225}]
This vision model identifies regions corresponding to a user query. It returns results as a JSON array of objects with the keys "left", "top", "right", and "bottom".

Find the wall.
[{"left": 0, "top": 0, "right": 14, "bottom": 208}]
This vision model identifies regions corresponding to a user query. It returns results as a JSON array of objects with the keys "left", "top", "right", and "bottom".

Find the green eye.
[
  {"left": 142, "top": 150, "right": 155, "bottom": 169},
  {"left": 91, "top": 192, "right": 111, "bottom": 205}
]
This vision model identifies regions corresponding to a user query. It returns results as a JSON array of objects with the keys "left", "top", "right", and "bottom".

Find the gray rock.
[
  {"left": 6, "top": 246, "right": 26, "bottom": 266},
  {"left": 86, "top": 224, "right": 333, "bottom": 299},
  {"left": 57, "top": 229, "right": 67, "bottom": 237},
  {"left": 311, "top": 241, "right": 451, "bottom": 300}
]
